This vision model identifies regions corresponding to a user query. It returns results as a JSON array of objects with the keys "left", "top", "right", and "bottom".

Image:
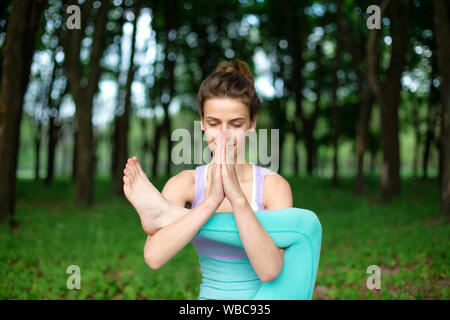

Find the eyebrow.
[{"left": 205, "top": 117, "right": 246, "bottom": 121}]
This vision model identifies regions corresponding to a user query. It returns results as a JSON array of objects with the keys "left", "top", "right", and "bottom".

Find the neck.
[{"left": 234, "top": 161, "right": 251, "bottom": 180}]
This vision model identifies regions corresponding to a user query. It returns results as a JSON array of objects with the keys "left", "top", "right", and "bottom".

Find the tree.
[
  {"left": 432, "top": 0, "right": 450, "bottom": 217},
  {"left": 367, "top": 0, "right": 411, "bottom": 202},
  {"left": 112, "top": 0, "right": 142, "bottom": 197},
  {"left": 331, "top": 18, "right": 341, "bottom": 187},
  {"left": 336, "top": 0, "right": 376, "bottom": 195},
  {"left": 0, "top": 0, "right": 47, "bottom": 225},
  {"left": 61, "top": 0, "right": 109, "bottom": 206},
  {"left": 282, "top": 0, "right": 317, "bottom": 176}
]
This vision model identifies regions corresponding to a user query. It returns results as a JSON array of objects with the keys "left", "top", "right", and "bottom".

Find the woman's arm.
[
  {"left": 144, "top": 198, "right": 218, "bottom": 270},
  {"left": 228, "top": 174, "right": 293, "bottom": 282},
  {"left": 220, "top": 130, "right": 293, "bottom": 282},
  {"left": 144, "top": 164, "right": 225, "bottom": 270}
]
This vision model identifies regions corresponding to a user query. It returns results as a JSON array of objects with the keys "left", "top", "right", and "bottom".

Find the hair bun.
[{"left": 213, "top": 59, "right": 255, "bottom": 85}]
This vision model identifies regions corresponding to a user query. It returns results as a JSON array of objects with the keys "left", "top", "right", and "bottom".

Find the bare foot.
[{"left": 123, "top": 156, "right": 171, "bottom": 235}]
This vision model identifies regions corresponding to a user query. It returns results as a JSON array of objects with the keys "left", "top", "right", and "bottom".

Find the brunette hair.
[{"left": 196, "top": 59, "right": 261, "bottom": 121}]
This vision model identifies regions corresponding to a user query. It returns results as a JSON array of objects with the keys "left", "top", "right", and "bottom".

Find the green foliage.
[{"left": 0, "top": 176, "right": 447, "bottom": 299}]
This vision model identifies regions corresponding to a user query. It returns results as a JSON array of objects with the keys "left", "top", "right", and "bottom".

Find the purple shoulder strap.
[
  {"left": 255, "top": 164, "right": 271, "bottom": 211},
  {"left": 191, "top": 164, "right": 207, "bottom": 209}
]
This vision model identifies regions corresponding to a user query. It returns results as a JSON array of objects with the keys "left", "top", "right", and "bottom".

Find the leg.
[
  {"left": 123, "top": 157, "right": 190, "bottom": 235},
  {"left": 195, "top": 208, "right": 323, "bottom": 300}
]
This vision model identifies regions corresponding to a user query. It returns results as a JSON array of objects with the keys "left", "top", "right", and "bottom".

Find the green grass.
[{"left": 0, "top": 175, "right": 448, "bottom": 299}]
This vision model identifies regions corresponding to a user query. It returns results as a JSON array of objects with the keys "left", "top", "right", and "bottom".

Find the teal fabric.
[
  {"left": 196, "top": 254, "right": 263, "bottom": 300},
  {"left": 195, "top": 207, "right": 323, "bottom": 300}
]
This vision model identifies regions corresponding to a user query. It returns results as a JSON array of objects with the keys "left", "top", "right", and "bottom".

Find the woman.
[{"left": 123, "top": 59, "right": 293, "bottom": 300}]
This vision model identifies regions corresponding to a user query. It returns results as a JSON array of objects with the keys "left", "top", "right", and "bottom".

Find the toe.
[
  {"left": 127, "top": 166, "right": 136, "bottom": 181},
  {"left": 135, "top": 158, "right": 145, "bottom": 175},
  {"left": 125, "top": 168, "right": 134, "bottom": 180},
  {"left": 130, "top": 161, "right": 139, "bottom": 177}
]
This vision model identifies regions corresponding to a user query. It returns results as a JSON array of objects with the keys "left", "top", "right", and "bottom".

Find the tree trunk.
[
  {"left": 72, "top": 126, "right": 77, "bottom": 182},
  {"left": 62, "top": 0, "right": 109, "bottom": 207},
  {"left": 161, "top": 0, "right": 179, "bottom": 177},
  {"left": 34, "top": 122, "right": 42, "bottom": 180},
  {"left": 379, "top": 87, "right": 401, "bottom": 201},
  {"left": 412, "top": 101, "right": 420, "bottom": 177},
  {"left": 331, "top": 35, "right": 340, "bottom": 186},
  {"left": 165, "top": 111, "right": 172, "bottom": 176},
  {"left": 336, "top": 0, "right": 376, "bottom": 195},
  {"left": 354, "top": 90, "right": 374, "bottom": 194},
  {"left": 46, "top": 115, "right": 59, "bottom": 185},
  {"left": 140, "top": 118, "right": 148, "bottom": 172},
  {"left": 151, "top": 125, "right": 162, "bottom": 178},
  {"left": 112, "top": 1, "right": 141, "bottom": 197},
  {"left": 370, "top": 149, "right": 377, "bottom": 174},
  {"left": 110, "top": 7, "right": 125, "bottom": 180},
  {"left": 432, "top": 0, "right": 450, "bottom": 217},
  {"left": 0, "top": 0, "right": 47, "bottom": 225},
  {"left": 422, "top": 57, "right": 438, "bottom": 180},
  {"left": 293, "top": 134, "right": 299, "bottom": 176},
  {"left": 304, "top": 127, "right": 316, "bottom": 176},
  {"left": 74, "top": 94, "right": 94, "bottom": 206},
  {"left": 45, "top": 83, "right": 66, "bottom": 185},
  {"left": 422, "top": 101, "right": 436, "bottom": 180},
  {"left": 283, "top": 1, "right": 310, "bottom": 175},
  {"left": 45, "top": 42, "right": 66, "bottom": 185},
  {"left": 367, "top": 0, "right": 410, "bottom": 202}
]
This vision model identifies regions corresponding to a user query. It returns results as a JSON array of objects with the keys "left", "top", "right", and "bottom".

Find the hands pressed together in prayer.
[{"left": 206, "top": 130, "right": 248, "bottom": 210}]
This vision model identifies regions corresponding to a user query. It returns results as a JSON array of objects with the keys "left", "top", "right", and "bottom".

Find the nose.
[
  {"left": 211, "top": 129, "right": 233, "bottom": 145},
  {"left": 222, "top": 128, "right": 233, "bottom": 143}
]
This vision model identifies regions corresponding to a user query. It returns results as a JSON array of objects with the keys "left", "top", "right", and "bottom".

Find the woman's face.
[{"left": 202, "top": 98, "right": 256, "bottom": 162}]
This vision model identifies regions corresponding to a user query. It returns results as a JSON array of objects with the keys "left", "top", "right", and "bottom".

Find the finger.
[
  {"left": 215, "top": 134, "right": 222, "bottom": 164},
  {"left": 224, "top": 130, "right": 231, "bottom": 165},
  {"left": 211, "top": 163, "right": 216, "bottom": 179},
  {"left": 216, "top": 163, "right": 222, "bottom": 179},
  {"left": 213, "top": 163, "right": 221, "bottom": 179},
  {"left": 213, "top": 140, "right": 218, "bottom": 165},
  {"left": 221, "top": 130, "right": 226, "bottom": 165},
  {"left": 208, "top": 135, "right": 216, "bottom": 145},
  {"left": 220, "top": 158, "right": 227, "bottom": 178},
  {"left": 225, "top": 129, "right": 233, "bottom": 164}
]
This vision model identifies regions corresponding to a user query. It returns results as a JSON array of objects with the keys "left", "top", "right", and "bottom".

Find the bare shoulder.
[
  {"left": 161, "top": 169, "right": 196, "bottom": 208},
  {"left": 264, "top": 171, "right": 293, "bottom": 210}
]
